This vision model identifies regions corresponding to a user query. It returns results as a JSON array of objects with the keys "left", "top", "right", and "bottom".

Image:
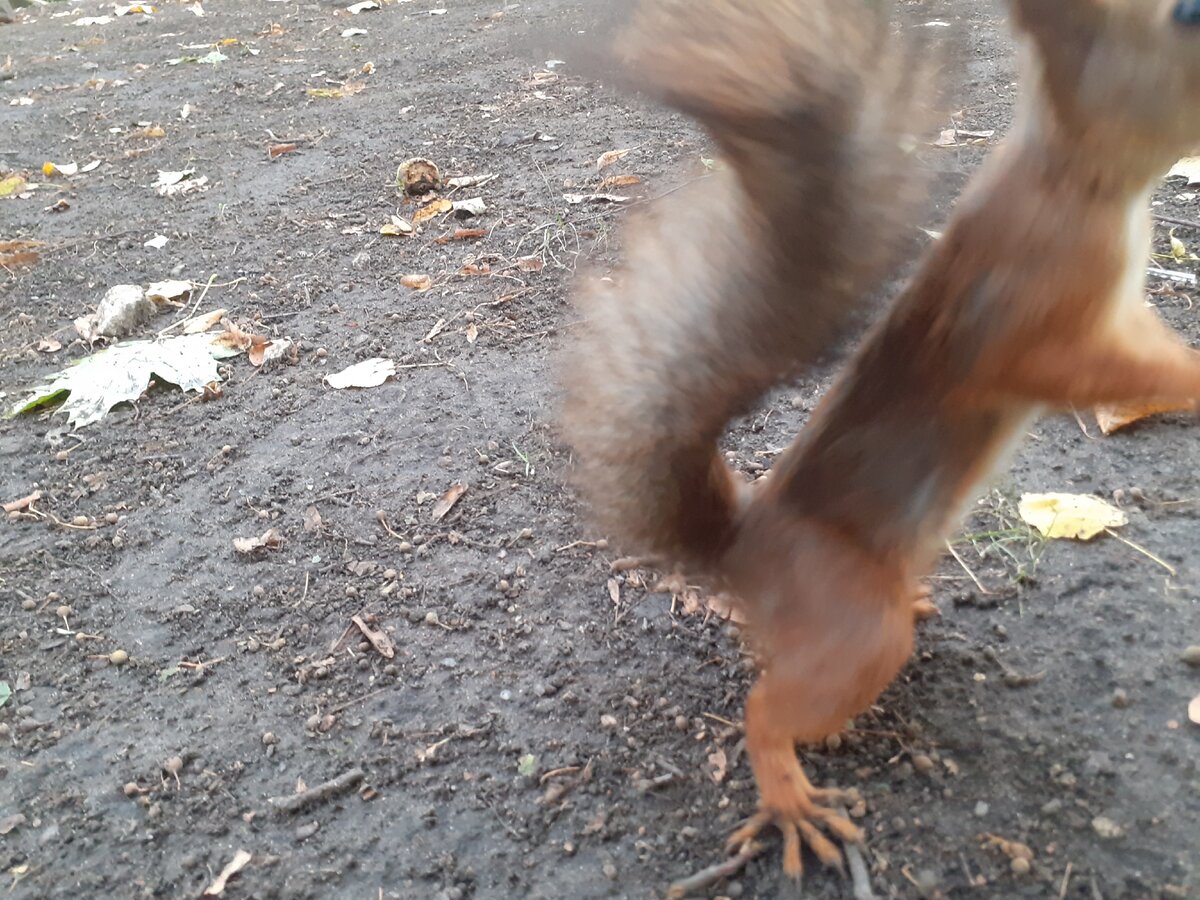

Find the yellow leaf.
[
  {"left": 1017, "top": 493, "right": 1127, "bottom": 540},
  {"left": 1094, "top": 399, "right": 1196, "bottom": 435},
  {"left": 0, "top": 175, "right": 27, "bottom": 197},
  {"left": 411, "top": 198, "right": 452, "bottom": 225}
]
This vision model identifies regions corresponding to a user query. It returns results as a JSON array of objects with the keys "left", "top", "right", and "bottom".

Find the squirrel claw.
[{"left": 726, "top": 792, "right": 862, "bottom": 879}]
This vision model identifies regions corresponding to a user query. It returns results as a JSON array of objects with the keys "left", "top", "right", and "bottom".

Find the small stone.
[
  {"left": 974, "top": 801, "right": 989, "bottom": 818},
  {"left": 825, "top": 733, "right": 843, "bottom": 752},
  {"left": 21, "top": 599, "right": 35, "bottom": 611},
  {"left": 1181, "top": 646, "right": 1200, "bottom": 668},
  {"left": 123, "top": 782, "right": 140, "bottom": 797},
  {"left": 108, "top": 649, "right": 129, "bottom": 666},
  {"left": 600, "top": 714, "right": 619, "bottom": 729},
  {"left": 424, "top": 612, "right": 440, "bottom": 626},
  {"left": 1092, "top": 816, "right": 1124, "bottom": 839},
  {"left": 104, "top": 512, "right": 119, "bottom": 525},
  {"left": 71, "top": 515, "right": 89, "bottom": 527},
  {"left": 1011, "top": 857, "right": 1031, "bottom": 876},
  {"left": 1111, "top": 688, "right": 1130, "bottom": 709},
  {"left": 602, "top": 862, "right": 617, "bottom": 880},
  {"left": 296, "top": 821, "right": 320, "bottom": 840},
  {"left": 252, "top": 584, "right": 266, "bottom": 598},
  {"left": 912, "top": 753, "right": 935, "bottom": 774},
  {"left": 674, "top": 715, "right": 688, "bottom": 731},
  {"left": 305, "top": 714, "right": 322, "bottom": 732},
  {"left": 262, "top": 732, "right": 278, "bottom": 746}
]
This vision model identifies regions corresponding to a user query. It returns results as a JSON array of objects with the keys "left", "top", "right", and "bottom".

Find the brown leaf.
[
  {"left": 597, "top": 174, "right": 641, "bottom": 191},
  {"left": 400, "top": 273, "right": 433, "bottom": 291},
  {"left": 352, "top": 614, "right": 395, "bottom": 659},
  {"left": 430, "top": 482, "right": 467, "bottom": 522},
  {"left": 36, "top": 337, "right": 62, "bottom": 353},
  {"left": 211, "top": 322, "right": 257, "bottom": 353},
  {"left": 303, "top": 505, "right": 322, "bottom": 533},
  {"left": 0, "top": 251, "right": 40, "bottom": 267},
  {"left": 515, "top": 255, "right": 544, "bottom": 272},
  {"left": 233, "top": 528, "right": 283, "bottom": 554},
  {"left": 460, "top": 262, "right": 490, "bottom": 276},
  {"left": 411, "top": 198, "right": 453, "bottom": 225},
  {"left": 596, "top": 148, "right": 632, "bottom": 171},
  {"left": 607, "top": 578, "right": 620, "bottom": 606},
  {"left": 434, "top": 227, "right": 487, "bottom": 244},
  {"left": 705, "top": 593, "right": 748, "bottom": 625},
  {"left": 465, "top": 322, "right": 478, "bottom": 344},
  {"left": 1094, "top": 399, "right": 1196, "bottom": 435},
  {"left": 268, "top": 142, "right": 299, "bottom": 159}
]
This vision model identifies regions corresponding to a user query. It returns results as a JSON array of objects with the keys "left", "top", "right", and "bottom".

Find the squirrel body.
[{"left": 563, "top": 0, "right": 1200, "bottom": 879}]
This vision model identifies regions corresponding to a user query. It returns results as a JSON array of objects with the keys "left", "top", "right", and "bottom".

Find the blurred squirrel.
[{"left": 563, "top": 0, "right": 1200, "bottom": 882}]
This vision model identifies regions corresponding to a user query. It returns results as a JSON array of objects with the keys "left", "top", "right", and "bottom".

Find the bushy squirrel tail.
[{"left": 562, "top": 0, "right": 935, "bottom": 568}]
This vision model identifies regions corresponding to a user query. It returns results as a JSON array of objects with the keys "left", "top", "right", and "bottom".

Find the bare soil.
[{"left": 1, "top": 1, "right": 1198, "bottom": 898}]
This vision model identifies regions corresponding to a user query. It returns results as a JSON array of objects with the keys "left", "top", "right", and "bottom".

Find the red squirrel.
[{"left": 564, "top": 0, "right": 1200, "bottom": 881}]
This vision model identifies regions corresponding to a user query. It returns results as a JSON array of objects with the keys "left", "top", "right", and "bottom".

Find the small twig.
[
  {"left": 667, "top": 841, "right": 767, "bottom": 898},
  {"left": 844, "top": 835, "right": 876, "bottom": 900},
  {"left": 330, "top": 688, "right": 390, "bottom": 715},
  {"left": 1104, "top": 527, "right": 1177, "bottom": 576},
  {"left": 268, "top": 767, "right": 365, "bottom": 814},
  {"left": 944, "top": 540, "right": 992, "bottom": 595},
  {"left": 1152, "top": 212, "right": 1200, "bottom": 230},
  {"left": 1058, "top": 862, "right": 1074, "bottom": 900}
]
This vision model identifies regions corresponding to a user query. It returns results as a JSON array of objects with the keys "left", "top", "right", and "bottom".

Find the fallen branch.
[
  {"left": 268, "top": 767, "right": 365, "bottom": 815},
  {"left": 667, "top": 841, "right": 766, "bottom": 898}
]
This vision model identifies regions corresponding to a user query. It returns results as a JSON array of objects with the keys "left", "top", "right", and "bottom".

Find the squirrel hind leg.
[{"left": 732, "top": 676, "right": 865, "bottom": 878}]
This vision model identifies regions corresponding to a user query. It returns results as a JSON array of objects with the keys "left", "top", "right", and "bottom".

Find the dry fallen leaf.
[
  {"left": 430, "top": 482, "right": 467, "bottom": 522},
  {"left": 303, "top": 506, "right": 322, "bottom": 533},
  {"left": 380, "top": 215, "right": 414, "bottom": 237},
  {"left": 269, "top": 142, "right": 299, "bottom": 159},
  {"left": 597, "top": 174, "right": 642, "bottom": 191},
  {"left": 36, "top": 337, "right": 62, "bottom": 353},
  {"left": 515, "top": 255, "right": 544, "bottom": 272},
  {"left": 435, "top": 227, "right": 486, "bottom": 244},
  {"left": 932, "top": 127, "right": 995, "bottom": 147},
  {"left": 1094, "top": 400, "right": 1196, "bottom": 434},
  {"left": 460, "top": 263, "right": 490, "bottom": 276},
  {"left": 465, "top": 322, "right": 478, "bottom": 343},
  {"left": 1018, "top": 492, "right": 1127, "bottom": 540},
  {"left": 400, "top": 273, "right": 433, "bottom": 291},
  {"left": 352, "top": 614, "right": 395, "bottom": 659},
  {"left": 596, "top": 148, "right": 632, "bottom": 171},
  {"left": 181, "top": 309, "right": 227, "bottom": 334},
  {"left": 202, "top": 849, "right": 252, "bottom": 897},
  {"left": 324, "top": 357, "right": 396, "bottom": 389},
  {"left": 411, "top": 198, "right": 453, "bottom": 225},
  {"left": 1167, "top": 157, "right": 1200, "bottom": 185},
  {"left": 563, "top": 192, "right": 632, "bottom": 205},
  {"left": 233, "top": 528, "right": 283, "bottom": 554}
]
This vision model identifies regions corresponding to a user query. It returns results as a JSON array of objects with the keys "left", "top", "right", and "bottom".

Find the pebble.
[
  {"left": 1092, "top": 816, "right": 1124, "bottom": 839},
  {"left": 974, "top": 801, "right": 989, "bottom": 817},
  {"left": 1111, "top": 688, "right": 1130, "bottom": 709},
  {"left": 1181, "top": 646, "right": 1200, "bottom": 668},
  {"left": 21, "top": 599, "right": 35, "bottom": 611},
  {"left": 912, "top": 753, "right": 935, "bottom": 774},
  {"left": 295, "top": 821, "right": 321, "bottom": 840},
  {"left": 1011, "top": 857, "right": 1031, "bottom": 876},
  {"left": 600, "top": 714, "right": 619, "bottom": 729},
  {"left": 262, "top": 732, "right": 278, "bottom": 746}
]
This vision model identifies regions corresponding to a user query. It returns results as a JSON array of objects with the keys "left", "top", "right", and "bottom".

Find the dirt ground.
[{"left": 1, "top": 1, "right": 1198, "bottom": 898}]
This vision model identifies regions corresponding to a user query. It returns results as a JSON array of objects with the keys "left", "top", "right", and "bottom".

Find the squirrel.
[{"left": 563, "top": 0, "right": 1200, "bottom": 883}]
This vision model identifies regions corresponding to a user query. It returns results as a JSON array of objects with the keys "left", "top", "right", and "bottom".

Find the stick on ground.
[{"left": 268, "top": 767, "right": 365, "bottom": 815}]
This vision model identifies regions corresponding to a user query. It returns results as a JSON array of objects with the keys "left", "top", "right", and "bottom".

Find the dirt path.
[{"left": 1, "top": 1, "right": 1198, "bottom": 898}]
